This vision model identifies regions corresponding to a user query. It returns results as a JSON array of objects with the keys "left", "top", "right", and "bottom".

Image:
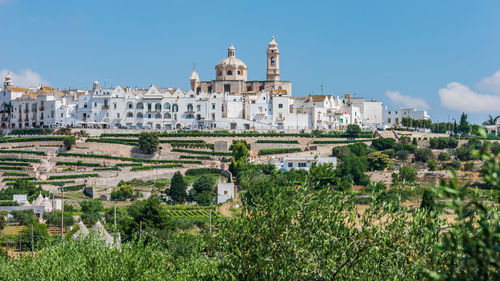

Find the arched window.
[
  {"left": 271, "top": 57, "right": 275, "bottom": 66},
  {"left": 155, "top": 113, "right": 161, "bottom": 119},
  {"left": 146, "top": 122, "right": 153, "bottom": 128},
  {"left": 164, "top": 102, "right": 171, "bottom": 110},
  {"left": 136, "top": 122, "right": 142, "bottom": 128},
  {"left": 218, "top": 71, "right": 222, "bottom": 76},
  {"left": 172, "top": 104, "right": 178, "bottom": 112},
  {"left": 227, "top": 70, "right": 232, "bottom": 75},
  {"left": 126, "top": 102, "right": 133, "bottom": 109},
  {"left": 137, "top": 112, "right": 143, "bottom": 118},
  {"left": 237, "top": 71, "right": 241, "bottom": 75},
  {"left": 136, "top": 102, "right": 144, "bottom": 110},
  {"left": 126, "top": 112, "right": 133, "bottom": 118},
  {"left": 164, "top": 112, "right": 171, "bottom": 119},
  {"left": 187, "top": 104, "right": 193, "bottom": 112}
]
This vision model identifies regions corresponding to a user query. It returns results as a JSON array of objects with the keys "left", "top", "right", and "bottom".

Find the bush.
[
  {"left": 420, "top": 189, "right": 436, "bottom": 210},
  {"left": 130, "top": 164, "right": 183, "bottom": 171},
  {"left": 8, "top": 128, "right": 54, "bottom": 135},
  {"left": 185, "top": 168, "right": 221, "bottom": 177},
  {"left": 429, "top": 137, "right": 458, "bottom": 149},
  {"left": 464, "top": 161, "right": 475, "bottom": 171},
  {"left": 80, "top": 199, "right": 104, "bottom": 225},
  {"left": 414, "top": 148, "right": 434, "bottom": 163},
  {"left": 398, "top": 166, "right": 417, "bottom": 183},
  {"left": 371, "top": 138, "right": 396, "bottom": 151},
  {"left": 437, "top": 152, "right": 450, "bottom": 161},
  {"left": 367, "top": 152, "right": 391, "bottom": 171},
  {"left": 172, "top": 148, "right": 232, "bottom": 156},
  {"left": 111, "top": 185, "right": 139, "bottom": 201},
  {"left": 455, "top": 146, "right": 474, "bottom": 161},
  {"left": 258, "top": 148, "right": 301, "bottom": 155},
  {"left": 48, "top": 173, "right": 99, "bottom": 180},
  {"left": 443, "top": 160, "right": 462, "bottom": 170},
  {"left": 345, "top": 124, "right": 361, "bottom": 137},
  {"left": 138, "top": 132, "right": 159, "bottom": 154},
  {"left": 0, "top": 150, "right": 45, "bottom": 156},
  {"left": 190, "top": 175, "right": 216, "bottom": 205},
  {"left": 63, "top": 136, "right": 76, "bottom": 150},
  {"left": 394, "top": 150, "right": 410, "bottom": 161},
  {"left": 58, "top": 152, "right": 201, "bottom": 164},
  {"left": 56, "top": 161, "right": 102, "bottom": 167},
  {"left": 0, "top": 157, "right": 40, "bottom": 163},
  {"left": 427, "top": 159, "right": 438, "bottom": 171},
  {"left": 255, "top": 140, "right": 299, "bottom": 144}
]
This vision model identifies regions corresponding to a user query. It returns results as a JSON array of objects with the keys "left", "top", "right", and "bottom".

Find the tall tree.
[
  {"left": 168, "top": 171, "right": 187, "bottom": 202},
  {"left": 458, "top": 113, "right": 470, "bottom": 135},
  {"left": 138, "top": 132, "right": 159, "bottom": 154},
  {"left": 80, "top": 199, "right": 104, "bottom": 225}
]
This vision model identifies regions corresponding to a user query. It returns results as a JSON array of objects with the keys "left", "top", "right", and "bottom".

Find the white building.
[
  {"left": 383, "top": 107, "right": 430, "bottom": 128},
  {"left": 217, "top": 182, "right": 235, "bottom": 204},
  {"left": 276, "top": 156, "right": 337, "bottom": 171}
]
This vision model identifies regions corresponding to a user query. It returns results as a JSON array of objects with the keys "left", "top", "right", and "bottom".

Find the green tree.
[
  {"left": 414, "top": 148, "right": 434, "bottom": 163},
  {"left": 229, "top": 141, "right": 249, "bottom": 176},
  {"left": 336, "top": 154, "right": 370, "bottom": 186},
  {"left": 398, "top": 166, "right": 417, "bottom": 183},
  {"left": 345, "top": 124, "right": 361, "bottom": 137},
  {"left": 367, "top": 152, "right": 391, "bottom": 171},
  {"left": 138, "top": 132, "right": 159, "bottom": 154},
  {"left": 437, "top": 152, "right": 450, "bottom": 161},
  {"left": 168, "top": 171, "right": 187, "bottom": 202},
  {"left": 63, "top": 136, "right": 76, "bottom": 150},
  {"left": 427, "top": 158, "right": 438, "bottom": 171},
  {"left": 458, "top": 112, "right": 470, "bottom": 135},
  {"left": 0, "top": 211, "right": 6, "bottom": 231},
  {"left": 308, "top": 163, "right": 339, "bottom": 190},
  {"left": 190, "top": 175, "right": 216, "bottom": 205},
  {"left": 127, "top": 196, "right": 174, "bottom": 234},
  {"left": 484, "top": 114, "right": 500, "bottom": 125},
  {"left": 43, "top": 211, "right": 74, "bottom": 228},
  {"left": 11, "top": 210, "right": 36, "bottom": 226},
  {"left": 80, "top": 199, "right": 104, "bottom": 225},
  {"left": 371, "top": 138, "right": 396, "bottom": 151},
  {"left": 18, "top": 222, "right": 50, "bottom": 251}
]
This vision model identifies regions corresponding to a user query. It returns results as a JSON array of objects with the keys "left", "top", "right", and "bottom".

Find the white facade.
[
  {"left": 217, "top": 182, "right": 235, "bottom": 204},
  {"left": 277, "top": 156, "right": 337, "bottom": 171},
  {"left": 383, "top": 107, "right": 430, "bottom": 128}
]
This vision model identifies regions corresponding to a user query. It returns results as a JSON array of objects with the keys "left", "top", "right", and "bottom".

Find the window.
[
  {"left": 238, "top": 71, "right": 241, "bottom": 75},
  {"left": 84, "top": 103, "right": 87, "bottom": 108},
  {"left": 187, "top": 104, "right": 193, "bottom": 112},
  {"left": 94, "top": 103, "right": 97, "bottom": 107},
  {"left": 388, "top": 118, "right": 391, "bottom": 124},
  {"left": 155, "top": 104, "right": 161, "bottom": 111},
  {"left": 212, "top": 103, "right": 216, "bottom": 110},
  {"left": 196, "top": 105, "right": 201, "bottom": 111},
  {"left": 207, "top": 86, "right": 212, "bottom": 93},
  {"left": 61, "top": 113, "right": 63, "bottom": 118},
  {"left": 113, "top": 103, "right": 117, "bottom": 109},
  {"left": 117, "top": 113, "right": 120, "bottom": 118},
  {"left": 212, "top": 113, "right": 215, "bottom": 120},
  {"left": 298, "top": 163, "right": 307, "bottom": 168},
  {"left": 164, "top": 112, "right": 171, "bottom": 119},
  {"left": 164, "top": 103, "right": 171, "bottom": 110},
  {"left": 288, "top": 162, "right": 293, "bottom": 168},
  {"left": 224, "top": 84, "right": 231, "bottom": 93},
  {"left": 271, "top": 57, "right": 275, "bottom": 66},
  {"left": 259, "top": 86, "right": 264, "bottom": 91},
  {"left": 136, "top": 103, "right": 144, "bottom": 109},
  {"left": 147, "top": 104, "right": 152, "bottom": 111},
  {"left": 227, "top": 70, "right": 232, "bottom": 75},
  {"left": 218, "top": 71, "right": 222, "bottom": 76},
  {"left": 137, "top": 112, "right": 143, "bottom": 118},
  {"left": 127, "top": 112, "right": 133, "bottom": 117},
  {"left": 128, "top": 103, "right": 133, "bottom": 109},
  {"left": 172, "top": 104, "right": 178, "bottom": 112},
  {"left": 278, "top": 103, "right": 283, "bottom": 109}
]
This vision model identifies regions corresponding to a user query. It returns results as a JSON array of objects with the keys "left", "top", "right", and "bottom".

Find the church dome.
[{"left": 215, "top": 43, "right": 248, "bottom": 81}]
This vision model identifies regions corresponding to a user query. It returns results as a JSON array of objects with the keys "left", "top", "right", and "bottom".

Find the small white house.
[
  {"left": 217, "top": 182, "right": 234, "bottom": 204},
  {"left": 277, "top": 156, "right": 337, "bottom": 171}
]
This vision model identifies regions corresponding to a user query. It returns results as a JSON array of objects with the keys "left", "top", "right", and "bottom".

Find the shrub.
[
  {"left": 58, "top": 152, "right": 201, "bottom": 164},
  {"left": 138, "top": 132, "right": 159, "bottom": 154},
  {"left": 190, "top": 175, "right": 216, "bottom": 205},
  {"left": 0, "top": 150, "right": 45, "bottom": 156},
  {"left": 8, "top": 128, "right": 54, "bottom": 135},
  {"left": 94, "top": 167, "right": 120, "bottom": 171},
  {"left": 443, "top": 160, "right": 461, "bottom": 170},
  {"left": 185, "top": 168, "right": 221, "bottom": 176},
  {"left": 258, "top": 148, "right": 301, "bottom": 155},
  {"left": 63, "top": 136, "right": 76, "bottom": 150},
  {"left": 168, "top": 171, "right": 187, "bottom": 202},
  {"left": 398, "top": 166, "right": 417, "bottom": 183},
  {"left": 437, "top": 152, "right": 450, "bottom": 161},
  {"left": 0, "top": 157, "right": 40, "bottom": 163},
  {"left": 394, "top": 150, "right": 410, "bottom": 161},
  {"left": 48, "top": 173, "right": 99, "bottom": 180},
  {"left": 429, "top": 137, "right": 458, "bottom": 149},
  {"left": 367, "top": 152, "right": 391, "bottom": 171},
  {"left": 414, "top": 148, "right": 434, "bottom": 163},
  {"left": 463, "top": 162, "right": 475, "bottom": 171},
  {"left": 0, "top": 166, "right": 25, "bottom": 170},
  {"left": 345, "top": 124, "right": 361, "bottom": 137},
  {"left": 420, "top": 189, "right": 436, "bottom": 210},
  {"left": 371, "top": 138, "right": 396, "bottom": 151},
  {"left": 427, "top": 159, "right": 438, "bottom": 171},
  {"left": 56, "top": 161, "right": 102, "bottom": 167},
  {"left": 255, "top": 140, "right": 299, "bottom": 144},
  {"left": 172, "top": 148, "right": 232, "bottom": 156},
  {"left": 130, "top": 164, "right": 183, "bottom": 171}
]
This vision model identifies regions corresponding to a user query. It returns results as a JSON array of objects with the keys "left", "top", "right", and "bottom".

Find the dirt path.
[{"left": 217, "top": 201, "right": 234, "bottom": 218}]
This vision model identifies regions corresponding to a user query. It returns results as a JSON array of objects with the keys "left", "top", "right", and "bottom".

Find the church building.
[{"left": 189, "top": 36, "right": 292, "bottom": 96}]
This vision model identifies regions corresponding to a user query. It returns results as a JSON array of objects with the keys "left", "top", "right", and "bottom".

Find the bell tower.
[
  {"left": 266, "top": 36, "right": 280, "bottom": 81},
  {"left": 4, "top": 72, "right": 13, "bottom": 88}
]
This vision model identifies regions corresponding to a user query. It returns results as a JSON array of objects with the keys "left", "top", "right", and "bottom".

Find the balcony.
[{"left": 102, "top": 105, "right": 109, "bottom": 110}]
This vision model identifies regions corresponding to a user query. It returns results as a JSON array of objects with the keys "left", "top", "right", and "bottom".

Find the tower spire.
[{"left": 266, "top": 36, "right": 280, "bottom": 81}]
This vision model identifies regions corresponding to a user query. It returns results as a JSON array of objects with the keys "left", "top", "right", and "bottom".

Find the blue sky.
[{"left": 1, "top": 0, "right": 500, "bottom": 124}]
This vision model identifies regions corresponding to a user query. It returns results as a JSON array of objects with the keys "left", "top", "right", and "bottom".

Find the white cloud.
[
  {"left": 476, "top": 70, "right": 500, "bottom": 95},
  {"left": 0, "top": 69, "right": 48, "bottom": 88},
  {"left": 438, "top": 82, "right": 500, "bottom": 113},
  {"left": 384, "top": 90, "right": 429, "bottom": 110}
]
